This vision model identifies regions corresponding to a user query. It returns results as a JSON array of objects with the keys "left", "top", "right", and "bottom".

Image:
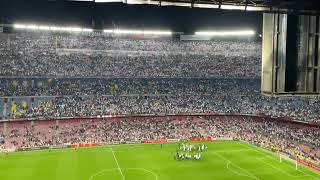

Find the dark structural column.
[{"left": 262, "top": 13, "right": 320, "bottom": 96}]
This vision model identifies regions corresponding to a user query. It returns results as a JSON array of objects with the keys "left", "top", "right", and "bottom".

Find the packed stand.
[
  {"left": 0, "top": 31, "right": 319, "bottom": 123},
  {"left": 0, "top": 32, "right": 261, "bottom": 78},
  {"left": 1, "top": 78, "right": 319, "bottom": 123}
]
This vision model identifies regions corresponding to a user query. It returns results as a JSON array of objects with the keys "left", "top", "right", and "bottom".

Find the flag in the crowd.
[
  {"left": 36, "top": 81, "right": 44, "bottom": 88},
  {"left": 11, "top": 101, "right": 17, "bottom": 115},
  {"left": 110, "top": 83, "right": 119, "bottom": 95},
  {"left": 23, "top": 80, "right": 29, "bottom": 88},
  {"left": 11, "top": 80, "right": 18, "bottom": 88},
  {"left": 21, "top": 101, "right": 28, "bottom": 110}
]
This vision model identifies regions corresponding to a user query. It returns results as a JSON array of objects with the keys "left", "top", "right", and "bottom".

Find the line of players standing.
[{"left": 175, "top": 143, "right": 207, "bottom": 161}]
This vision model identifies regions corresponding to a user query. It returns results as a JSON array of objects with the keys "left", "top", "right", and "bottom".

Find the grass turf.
[{"left": 0, "top": 141, "right": 319, "bottom": 180}]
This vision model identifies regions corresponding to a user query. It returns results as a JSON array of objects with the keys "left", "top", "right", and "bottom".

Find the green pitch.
[{"left": 0, "top": 141, "right": 319, "bottom": 180}]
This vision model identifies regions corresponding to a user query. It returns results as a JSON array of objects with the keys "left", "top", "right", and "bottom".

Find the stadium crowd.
[
  {"left": 0, "top": 32, "right": 261, "bottom": 78},
  {"left": 1, "top": 78, "right": 319, "bottom": 123},
  {"left": 0, "top": 116, "right": 319, "bottom": 165},
  {"left": 0, "top": 78, "right": 259, "bottom": 96},
  {"left": 0, "top": 31, "right": 319, "bottom": 123},
  {"left": 0, "top": 30, "right": 319, "bottom": 168}
]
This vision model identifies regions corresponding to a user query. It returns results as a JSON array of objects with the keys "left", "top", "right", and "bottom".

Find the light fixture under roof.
[
  {"left": 195, "top": 30, "right": 255, "bottom": 36},
  {"left": 103, "top": 29, "right": 172, "bottom": 35},
  {"left": 13, "top": 23, "right": 93, "bottom": 33}
]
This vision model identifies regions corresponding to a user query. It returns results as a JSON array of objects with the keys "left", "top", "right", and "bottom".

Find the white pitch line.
[
  {"left": 88, "top": 168, "right": 158, "bottom": 180},
  {"left": 111, "top": 148, "right": 126, "bottom": 180},
  {"left": 226, "top": 162, "right": 256, "bottom": 179},
  {"left": 257, "top": 158, "right": 310, "bottom": 178},
  {"left": 211, "top": 151, "right": 260, "bottom": 180},
  {"left": 238, "top": 141, "right": 320, "bottom": 179}
]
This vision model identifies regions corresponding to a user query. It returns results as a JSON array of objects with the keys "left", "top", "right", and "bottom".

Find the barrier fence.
[{"left": 298, "top": 160, "right": 320, "bottom": 171}]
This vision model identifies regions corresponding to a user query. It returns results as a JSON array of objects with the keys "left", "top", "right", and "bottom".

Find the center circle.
[{"left": 89, "top": 168, "right": 158, "bottom": 180}]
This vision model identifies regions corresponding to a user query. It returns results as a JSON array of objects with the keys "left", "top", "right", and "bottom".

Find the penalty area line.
[
  {"left": 211, "top": 151, "right": 260, "bottom": 180},
  {"left": 238, "top": 141, "right": 320, "bottom": 179}
]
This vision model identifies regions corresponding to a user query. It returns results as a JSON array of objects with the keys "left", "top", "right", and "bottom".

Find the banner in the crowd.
[
  {"left": 98, "top": 141, "right": 142, "bottom": 146},
  {"left": 144, "top": 139, "right": 168, "bottom": 143},
  {"left": 144, "top": 139, "right": 179, "bottom": 143},
  {"left": 70, "top": 143, "right": 97, "bottom": 148},
  {"left": 50, "top": 145, "right": 69, "bottom": 149},
  {"left": 279, "top": 152, "right": 290, "bottom": 158},
  {"left": 18, "top": 146, "right": 49, "bottom": 151},
  {"left": 144, "top": 138, "right": 216, "bottom": 143},
  {"left": 99, "top": 142, "right": 122, "bottom": 145},
  {"left": 1, "top": 147, "right": 16, "bottom": 152},
  {"left": 215, "top": 138, "right": 233, "bottom": 141},
  {"left": 0, "top": 148, "right": 16, "bottom": 153},
  {"left": 190, "top": 137, "right": 216, "bottom": 141},
  {"left": 167, "top": 139, "right": 179, "bottom": 142},
  {"left": 298, "top": 160, "right": 320, "bottom": 171}
]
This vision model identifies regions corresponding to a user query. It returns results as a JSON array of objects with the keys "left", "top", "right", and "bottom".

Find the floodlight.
[
  {"left": 83, "top": 28, "right": 93, "bottom": 32},
  {"left": 195, "top": 30, "right": 255, "bottom": 36},
  {"left": 61, "top": 27, "right": 72, "bottom": 31},
  {"left": 133, "top": 30, "right": 142, "bottom": 34},
  {"left": 50, "top": 26, "right": 61, "bottom": 31},
  {"left": 161, "top": 1, "right": 190, "bottom": 7},
  {"left": 193, "top": 4, "right": 219, "bottom": 9},
  {"left": 104, "top": 29, "right": 113, "bottom": 33},
  {"left": 103, "top": 29, "right": 172, "bottom": 35},
  {"left": 114, "top": 29, "right": 132, "bottom": 34},
  {"left": 13, "top": 23, "right": 97, "bottom": 33},
  {"left": 13, "top": 24, "right": 27, "bottom": 29},
  {"left": 246, "top": 6, "right": 269, "bottom": 11},
  {"left": 221, "top": 5, "right": 245, "bottom": 10},
  {"left": 95, "top": 0, "right": 122, "bottom": 2},
  {"left": 143, "top": 31, "right": 155, "bottom": 35},
  {"left": 70, "top": 27, "right": 83, "bottom": 32},
  {"left": 26, "top": 25, "right": 39, "bottom": 30},
  {"left": 143, "top": 31, "right": 172, "bottom": 35},
  {"left": 38, "top": 26, "right": 50, "bottom": 30}
]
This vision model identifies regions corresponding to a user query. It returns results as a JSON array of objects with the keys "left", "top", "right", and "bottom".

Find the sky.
[{"left": 0, "top": 1, "right": 262, "bottom": 34}]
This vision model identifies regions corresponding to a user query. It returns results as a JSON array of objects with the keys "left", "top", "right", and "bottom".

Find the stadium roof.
[{"left": 68, "top": 0, "right": 320, "bottom": 13}]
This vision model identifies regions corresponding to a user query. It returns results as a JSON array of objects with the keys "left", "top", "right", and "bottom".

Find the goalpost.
[{"left": 279, "top": 153, "right": 298, "bottom": 170}]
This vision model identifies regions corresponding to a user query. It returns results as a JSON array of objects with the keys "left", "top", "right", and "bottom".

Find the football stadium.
[{"left": 0, "top": 0, "right": 320, "bottom": 180}]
